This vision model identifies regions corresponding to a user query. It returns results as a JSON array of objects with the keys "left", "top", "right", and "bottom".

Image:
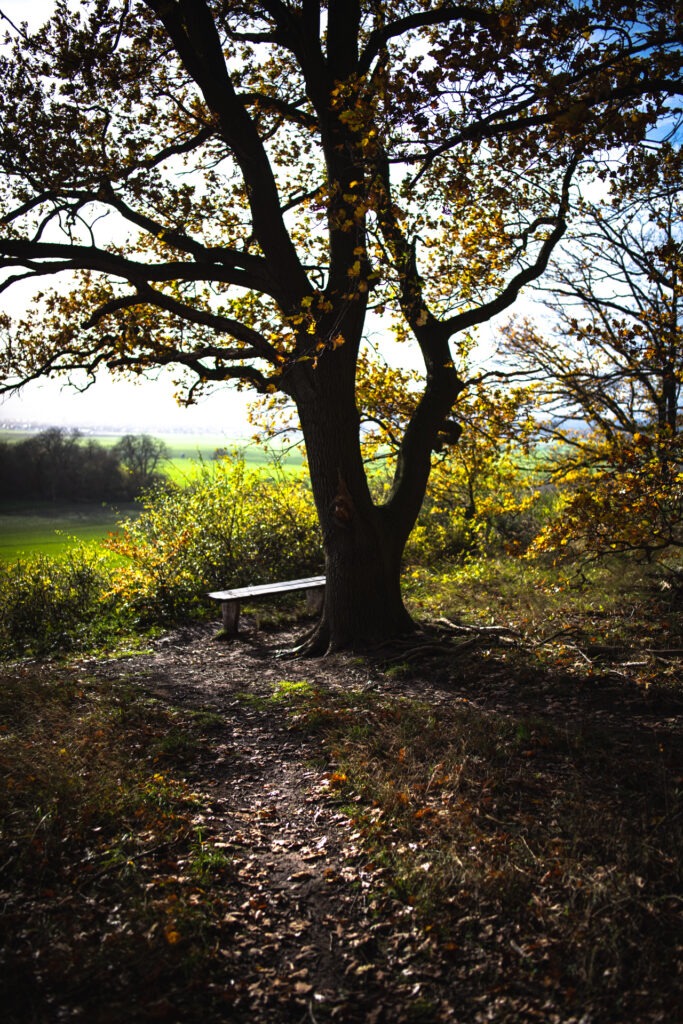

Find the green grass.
[
  {"left": 161, "top": 437, "right": 305, "bottom": 483},
  {"left": 0, "top": 503, "right": 138, "bottom": 562}
]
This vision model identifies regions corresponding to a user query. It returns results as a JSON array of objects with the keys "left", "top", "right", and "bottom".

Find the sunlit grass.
[
  {"left": 0, "top": 504, "right": 137, "bottom": 562},
  {"left": 404, "top": 555, "right": 682, "bottom": 643}
]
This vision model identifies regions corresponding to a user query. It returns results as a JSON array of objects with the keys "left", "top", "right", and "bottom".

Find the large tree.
[
  {"left": 0, "top": 1, "right": 681, "bottom": 650},
  {"left": 114, "top": 432, "right": 169, "bottom": 491}
]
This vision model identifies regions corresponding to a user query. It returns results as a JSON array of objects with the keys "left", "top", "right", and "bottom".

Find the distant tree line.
[{"left": 0, "top": 428, "right": 169, "bottom": 503}]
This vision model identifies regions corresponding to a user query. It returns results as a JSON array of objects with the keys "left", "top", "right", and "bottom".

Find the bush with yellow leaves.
[
  {"left": 531, "top": 429, "right": 683, "bottom": 564},
  {"left": 106, "top": 457, "right": 322, "bottom": 621}
]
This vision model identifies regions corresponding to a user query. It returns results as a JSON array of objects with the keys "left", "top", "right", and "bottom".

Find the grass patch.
[
  {"left": 270, "top": 679, "right": 316, "bottom": 701},
  {"left": 162, "top": 437, "right": 305, "bottom": 484},
  {"left": 404, "top": 556, "right": 683, "bottom": 689},
  {"left": 271, "top": 680, "right": 682, "bottom": 1022},
  {"left": 0, "top": 502, "right": 138, "bottom": 562},
  {"left": 0, "top": 663, "right": 238, "bottom": 1023}
]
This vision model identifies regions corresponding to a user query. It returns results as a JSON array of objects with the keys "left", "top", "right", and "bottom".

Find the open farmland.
[
  {"left": 159, "top": 433, "right": 305, "bottom": 482},
  {"left": 0, "top": 503, "right": 137, "bottom": 561},
  {"left": 0, "top": 429, "right": 305, "bottom": 560}
]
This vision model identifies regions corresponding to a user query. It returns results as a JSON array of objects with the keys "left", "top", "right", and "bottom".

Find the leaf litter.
[{"left": 0, "top": 619, "right": 681, "bottom": 1023}]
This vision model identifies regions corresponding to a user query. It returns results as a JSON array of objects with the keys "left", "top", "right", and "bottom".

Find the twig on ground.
[
  {"left": 532, "top": 626, "right": 580, "bottom": 647},
  {"left": 435, "top": 617, "right": 522, "bottom": 638},
  {"left": 84, "top": 840, "right": 173, "bottom": 883}
]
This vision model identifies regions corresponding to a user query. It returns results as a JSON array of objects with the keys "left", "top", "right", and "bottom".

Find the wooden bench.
[{"left": 208, "top": 575, "right": 325, "bottom": 635}]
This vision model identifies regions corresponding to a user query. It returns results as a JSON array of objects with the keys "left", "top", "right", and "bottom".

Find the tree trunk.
[
  {"left": 292, "top": 357, "right": 416, "bottom": 654},
  {"left": 310, "top": 505, "right": 415, "bottom": 653}
]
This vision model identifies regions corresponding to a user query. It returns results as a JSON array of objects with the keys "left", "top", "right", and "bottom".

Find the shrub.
[
  {"left": 0, "top": 457, "right": 322, "bottom": 657},
  {"left": 404, "top": 450, "right": 554, "bottom": 565},
  {"left": 107, "top": 457, "right": 322, "bottom": 621},
  {"left": 0, "top": 544, "right": 116, "bottom": 658},
  {"left": 532, "top": 431, "right": 683, "bottom": 564}
]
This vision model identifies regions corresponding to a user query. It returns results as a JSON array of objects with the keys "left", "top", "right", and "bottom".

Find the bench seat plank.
[
  {"left": 208, "top": 575, "right": 325, "bottom": 602},
  {"left": 209, "top": 575, "right": 325, "bottom": 635}
]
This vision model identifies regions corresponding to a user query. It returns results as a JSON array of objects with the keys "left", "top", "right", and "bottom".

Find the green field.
[
  {"left": 0, "top": 503, "right": 138, "bottom": 561},
  {"left": 0, "top": 429, "right": 306, "bottom": 560},
  {"left": 158, "top": 434, "right": 305, "bottom": 482}
]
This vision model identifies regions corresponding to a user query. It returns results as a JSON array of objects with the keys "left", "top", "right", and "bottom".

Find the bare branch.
[{"left": 445, "top": 154, "right": 580, "bottom": 336}]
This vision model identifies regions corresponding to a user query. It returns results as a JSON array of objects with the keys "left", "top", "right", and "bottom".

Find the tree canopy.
[
  {"left": 0, "top": 0, "right": 681, "bottom": 649},
  {"left": 504, "top": 149, "right": 683, "bottom": 562}
]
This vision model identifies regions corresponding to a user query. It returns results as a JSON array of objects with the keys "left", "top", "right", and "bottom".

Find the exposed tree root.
[
  {"left": 277, "top": 613, "right": 419, "bottom": 658},
  {"left": 276, "top": 621, "right": 331, "bottom": 658},
  {"left": 376, "top": 618, "right": 524, "bottom": 665}
]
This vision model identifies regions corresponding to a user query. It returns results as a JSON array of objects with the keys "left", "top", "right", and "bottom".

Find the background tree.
[
  {"left": 504, "top": 147, "right": 683, "bottom": 447},
  {"left": 20, "top": 427, "right": 83, "bottom": 503},
  {"left": 0, "top": 428, "right": 155, "bottom": 502},
  {"left": 0, "top": 1, "right": 681, "bottom": 650},
  {"left": 351, "top": 348, "right": 545, "bottom": 556},
  {"left": 502, "top": 146, "right": 683, "bottom": 560},
  {"left": 426, "top": 383, "right": 544, "bottom": 555},
  {"left": 77, "top": 436, "right": 130, "bottom": 500},
  {"left": 114, "top": 433, "right": 169, "bottom": 493}
]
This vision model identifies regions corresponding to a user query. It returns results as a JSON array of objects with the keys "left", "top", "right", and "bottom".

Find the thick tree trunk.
[
  {"left": 292, "top": 357, "right": 416, "bottom": 654},
  {"left": 308, "top": 505, "right": 414, "bottom": 653}
]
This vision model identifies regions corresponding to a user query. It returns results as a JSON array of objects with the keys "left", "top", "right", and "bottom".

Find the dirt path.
[
  {"left": 84, "top": 621, "right": 682, "bottom": 1023},
  {"left": 90, "top": 625, "right": 445, "bottom": 1022}
]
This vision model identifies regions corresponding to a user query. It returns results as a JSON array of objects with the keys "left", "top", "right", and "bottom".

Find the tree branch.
[
  {"left": 444, "top": 154, "right": 580, "bottom": 336},
  {"left": 83, "top": 284, "right": 279, "bottom": 362},
  {"left": 0, "top": 238, "right": 270, "bottom": 296},
  {"left": 359, "top": 5, "right": 497, "bottom": 75},
  {"left": 143, "top": 0, "right": 311, "bottom": 301},
  {"left": 238, "top": 91, "right": 318, "bottom": 130}
]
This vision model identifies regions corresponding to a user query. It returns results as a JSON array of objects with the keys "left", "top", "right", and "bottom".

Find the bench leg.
[
  {"left": 305, "top": 587, "right": 324, "bottom": 614},
  {"left": 221, "top": 599, "right": 240, "bottom": 635}
]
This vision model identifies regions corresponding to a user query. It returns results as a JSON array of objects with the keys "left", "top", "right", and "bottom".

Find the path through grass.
[{"left": 1, "top": 591, "right": 680, "bottom": 1022}]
